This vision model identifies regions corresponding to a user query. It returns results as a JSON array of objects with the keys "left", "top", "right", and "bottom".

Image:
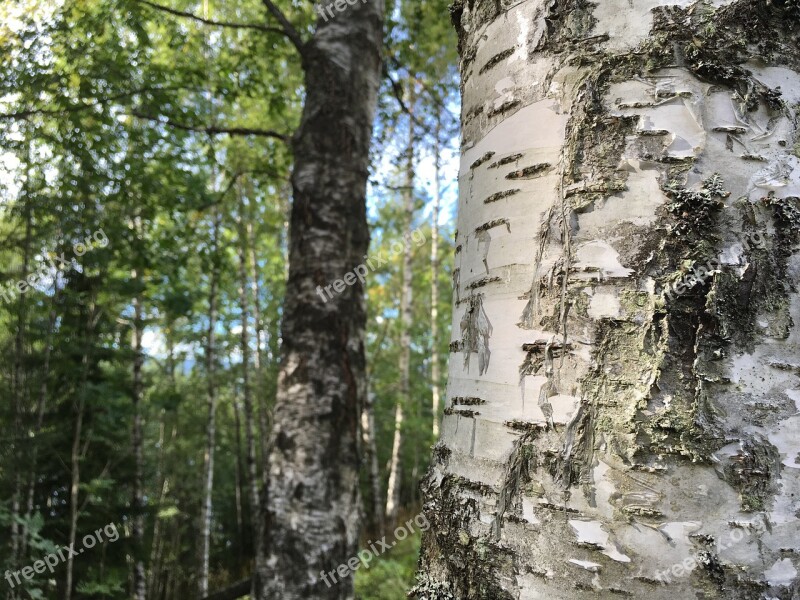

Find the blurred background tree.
[{"left": 0, "top": 0, "right": 458, "bottom": 597}]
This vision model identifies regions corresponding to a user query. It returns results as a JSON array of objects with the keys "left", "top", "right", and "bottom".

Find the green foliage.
[
  {"left": 76, "top": 576, "right": 126, "bottom": 598},
  {"left": 0, "top": 0, "right": 459, "bottom": 596},
  {"left": 355, "top": 532, "right": 421, "bottom": 600}
]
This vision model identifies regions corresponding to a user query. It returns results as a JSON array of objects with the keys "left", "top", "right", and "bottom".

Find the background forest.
[{"left": 0, "top": 0, "right": 458, "bottom": 598}]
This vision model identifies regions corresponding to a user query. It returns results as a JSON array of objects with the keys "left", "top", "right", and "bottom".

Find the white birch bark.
[{"left": 416, "top": 1, "right": 800, "bottom": 598}]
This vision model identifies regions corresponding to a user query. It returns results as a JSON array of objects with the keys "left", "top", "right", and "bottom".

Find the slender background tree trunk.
[
  {"left": 22, "top": 293, "right": 57, "bottom": 554},
  {"left": 431, "top": 119, "right": 442, "bottom": 440},
  {"left": 237, "top": 184, "right": 266, "bottom": 590},
  {"left": 132, "top": 288, "right": 146, "bottom": 600},
  {"left": 198, "top": 206, "right": 222, "bottom": 598},
  {"left": 246, "top": 199, "right": 271, "bottom": 474},
  {"left": 362, "top": 377, "right": 384, "bottom": 537},
  {"left": 10, "top": 191, "right": 32, "bottom": 579},
  {"left": 386, "top": 99, "right": 416, "bottom": 527},
  {"left": 66, "top": 299, "right": 97, "bottom": 600}
]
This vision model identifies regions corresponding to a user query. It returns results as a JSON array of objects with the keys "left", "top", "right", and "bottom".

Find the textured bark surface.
[
  {"left": 259, "top": 1, "right": 384, "bottom": 597},
  {"left": 416, "top": 1, "right": 800, "bottom": 598}
]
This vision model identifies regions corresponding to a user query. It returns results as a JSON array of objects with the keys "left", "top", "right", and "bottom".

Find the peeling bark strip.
[
  {"left": 451, "top": 396, "right": 486, "bottom": 406},
  {"left": 488, "top": 153, "right": 524, "bottom": 168},
  {"left": 483, "top": 189, "right": 520, "bottom": 204},
  {"left": 505, "top": 162, "right": 552, "bottom": 179},
  {"left": 260, "top": 1, "right": 385, "bottom": 598},
  {"left": 418, "top": 0, "right": 800, "bottom": 598},
  {"left": 479, "top": 48, "right": 516, "bottom": 75}
]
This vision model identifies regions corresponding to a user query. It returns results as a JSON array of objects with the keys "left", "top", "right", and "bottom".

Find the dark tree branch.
[
  {"left": 128, "top": 111, "right": 290, "bottom": 140},
  {"left": 0, "top": 86, "right": 188, "bottom": 121},
  {"left": 382, "top": 51, "right": 459, "bottom": 129},
  {"left": 260, "top": 0, "right": 306, "bottom": 55},
  {"left": 196, "top": 170, "right": 250, "bottom": 212},
  {"left": 133, "top": 0, "right": 285, "bottom": 35},
  {"left": 370, "top": 179, "right": 414, "bottom": 191},
  {"left": 381, "top": 64, "right": 431, "bottom": 136}
]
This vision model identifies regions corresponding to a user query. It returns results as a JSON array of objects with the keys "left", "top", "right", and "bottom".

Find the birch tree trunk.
[
  {"left": 10, "top": 191, "right": 32, "bottom": 576},
  {"left": 260, "top": 0, "right": 384, "bottom": 596},
  {"left": 415, "top": 1, "right": 800, "bottom": 598},
  {"left": 246, "top": 199, "right": 271, "bottom": 472},
  {"left": 149, "top": 332, "right": 178, "bottom": 598},
  {"left": 231, "top": 399, "right": 246, "bottom": 564},
  {"left": 65, "top": 298, "right": 97, "bottom": 600},
  {"left": 386, "top": 105, "right": 417, "bottom": 526},
  {"left": 431, "top": 120, "right": 443, "bottom": 440},
  {"left": 131, "top": 288, "right": 147, "bottom": 600},
  {"left": 362, "top": 377, "right": 384, "bottom": 537},
  {"left": 236, "top": 185, "right": 267, "bottom": 586},
  {"left": 198, "top": 206, "right": 221, "bottom": 598},
  {"left": 147, "top": 407, "right": 167, "bottom": 600},
  {"left": 22, "top": 289, "right": 59, "bottom": 559}
]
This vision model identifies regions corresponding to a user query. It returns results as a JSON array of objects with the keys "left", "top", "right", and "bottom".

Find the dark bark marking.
[
  {"left": 487, "top": 99, "right": 521, "bottom": 118},
  {"left": 443, "top": 407, "right": 481, "bottom": 417},
  {"left": 467, "top": 276, "right": 502, "bottom": 289},
  {"left": 484, "top": 189, "right": 521, "bottom": 204},
  {"left": 470, "top": 151, "right": 496, "bottom": 169},
  {"left": 475, "top": 218, "right": 511, "bottom": 233},
  {"left": 479, "top": 47, "right": 516, "bottom": 75},
  {"left": 488, "top": 153, "right": 524, "bottom": 168},
  {"left": 505, "top": 163, "right": 552, "bottom": 180},
  {"left": 451, "top": 396, "right": 486, "bottom": 406}
]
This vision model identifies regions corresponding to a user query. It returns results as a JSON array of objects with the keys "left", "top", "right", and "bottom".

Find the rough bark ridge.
[
  {"left": 415, "top": 1, "right": 800, "bottom": 598},
  {"left": 259, "top": 1, "right": 385, "bottom": 598}
]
